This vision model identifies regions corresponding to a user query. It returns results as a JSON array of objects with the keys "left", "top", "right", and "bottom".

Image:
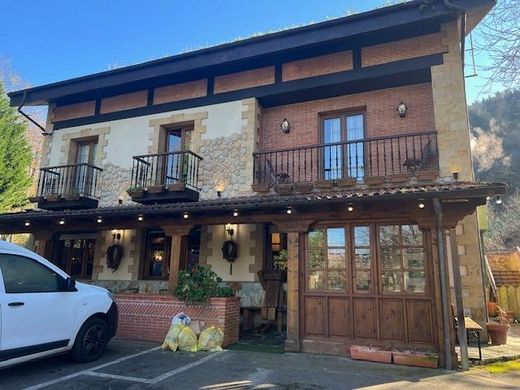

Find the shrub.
[{"left": 174, "top": 264, "right": 234, "bottom": 304}]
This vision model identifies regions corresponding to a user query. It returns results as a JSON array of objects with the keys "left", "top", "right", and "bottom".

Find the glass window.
[
  {"left": 307, "top": 228, "right": 346, "bottom": 291},
  {"left": 53, "top": 238, "right": 95, "bottom": 279},
  {"left": 142, "top": 230, "right": 170, "bottom": 280},
  {"left": 378, "top": 224, "right": 426, "bottom": 294},
  {"left": 0, "top": 254, "right": 64, "bottom": 293},
  {"left": 353, "top": 226, "right": 372, "bottom": 292}
]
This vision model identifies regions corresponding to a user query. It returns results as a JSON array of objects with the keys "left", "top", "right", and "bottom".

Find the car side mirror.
[{"left": 66, "top": 277, "right": 76, "bottom": 291}]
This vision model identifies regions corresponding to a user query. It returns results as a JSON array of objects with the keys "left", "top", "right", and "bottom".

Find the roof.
[
  {"left": 9, "top": 0, "right": 494, "bottom": 107},
  {"left": 487, "top": 247, "right": 520, "bottom": 287},
  {"left": 0, "top": 181, "right": 505, "bottom": 223}
]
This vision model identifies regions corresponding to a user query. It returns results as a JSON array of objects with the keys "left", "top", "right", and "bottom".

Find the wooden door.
[{"left": 301, "top": 223, "right": 436, "bottom": 350}]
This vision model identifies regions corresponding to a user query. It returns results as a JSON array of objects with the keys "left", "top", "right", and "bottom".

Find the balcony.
[
  {"left": 29, "top": 163, "right": 102, "bottom": 210},
  {"left": 128, "top": 150, "right": 202, "bottom": 204},
  {"left": 253, "top": 131, "right": 438, "bottom": 193}
]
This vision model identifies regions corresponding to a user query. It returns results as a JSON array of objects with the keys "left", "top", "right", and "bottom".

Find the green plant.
[
  {"left": 174, "top": 264, "right": 234, "bottom": 304},
  {"left": 273, "top": 249, "right": 288, "bottom": 271}
]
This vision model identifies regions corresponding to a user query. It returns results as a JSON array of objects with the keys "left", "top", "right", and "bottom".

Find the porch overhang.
[{"left": 0, "top": 182, "right": 505, "bottom": 235}]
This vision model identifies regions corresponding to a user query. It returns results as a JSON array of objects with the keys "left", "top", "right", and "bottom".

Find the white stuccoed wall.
[{"left": 44, "top": 99, "right": 257, "bottom": 206}]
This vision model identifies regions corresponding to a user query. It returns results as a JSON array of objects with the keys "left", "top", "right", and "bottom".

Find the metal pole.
[
  {"left": 433, "top": 198, "right": 452, "bottom": 370},
  {"left": 450, "top": 229, "right": 470, "bottom": 370}
]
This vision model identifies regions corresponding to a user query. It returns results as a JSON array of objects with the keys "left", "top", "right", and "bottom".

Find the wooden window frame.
[
  {"left": 377, "top": 224, "right": 428, "bottom": 295},
  {"left": 319, "top": 110, "right": 367, "bottom": 181},
  {"left": 140, "top": 229, "right": 171, "bottom": 281}
]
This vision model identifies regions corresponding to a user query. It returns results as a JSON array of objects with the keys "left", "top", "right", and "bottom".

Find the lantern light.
[
  {"left": 96, "top": 217, "right": 103, "bottom": 224},
  {"left": 418, "top": 202, "right": 425, "bottom": 209},
  {"left": 233, "top": 209, "right": 239, "bottom": 217},
  {"left": 59, "top": 219, "right": 65, "bottom": 225},
  {"left": 286, "top": 206, "right": 292, "bottom": 215},
  {"left": 496, "top": 196, "right": 503, "bottom": 205},
  {"left": 24, "top": 221, "right": 31, "bottom": 227},
  {"left": 137, "top": 215, "right": 144, "bottom": 222},
  {"left": 347, "top": 205, "right": 354, "bottom": 212},
  {"left": 397, "top": 101, "right": 408, "bottom": 118},
  {"left": 280, "top": 118, "right": 291, "bottom": 133},
  {"left": 183, "top": 212, "right": 189, "bottom": 219}
]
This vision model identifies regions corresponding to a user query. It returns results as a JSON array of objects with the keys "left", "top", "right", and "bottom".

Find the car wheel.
[{"left": 70, "top": 317, "right": 109, "bottom": 363}]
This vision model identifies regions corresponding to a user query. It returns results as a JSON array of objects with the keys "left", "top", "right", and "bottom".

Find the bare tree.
[
  {"left": 475, "top": 0, "right": 520, "bottom": 93},
  {"left": 485, "top": 190, "right": 520, "bottom": 250}
]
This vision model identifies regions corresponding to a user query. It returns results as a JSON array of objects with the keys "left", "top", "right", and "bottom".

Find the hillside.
[{"left": 469, "top": 89, "right": 520, "bottom": 249}]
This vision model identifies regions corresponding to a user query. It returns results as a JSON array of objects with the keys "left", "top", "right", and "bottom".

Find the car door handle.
[{"left": 8, "top": 302, "right": 25, "bottom": 307}]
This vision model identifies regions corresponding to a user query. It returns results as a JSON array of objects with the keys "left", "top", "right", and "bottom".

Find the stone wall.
[{"left": 431, "top": 19, "right": 486, "bottom": 324}]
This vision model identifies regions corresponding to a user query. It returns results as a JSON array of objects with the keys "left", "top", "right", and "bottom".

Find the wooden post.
[
  {"left": 274, "top": 219, "right": 313, "bottom": 353},
  {"left": 162, "top": 225, "right": 193, "bottom": 292},
  {"left": 33, "top": 230, "right": 55, "bottom": 257},
  {"left": 450, "top": 228, "right": 470, "bottom": 370}
]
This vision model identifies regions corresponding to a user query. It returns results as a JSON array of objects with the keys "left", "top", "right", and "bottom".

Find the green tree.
[{"left": 0, "top": 82, "right": 32, "bottom": 212}]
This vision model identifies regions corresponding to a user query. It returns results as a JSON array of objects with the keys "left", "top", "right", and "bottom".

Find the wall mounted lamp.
[
  {"left": 397, "top": 101, "right": 408, "bottom": 118},
  {"left": 111, "top": 229, "right": 122, "bottom": 241},
  {"left": 280, "top": 118, "right": 291, "bottom": 133}
]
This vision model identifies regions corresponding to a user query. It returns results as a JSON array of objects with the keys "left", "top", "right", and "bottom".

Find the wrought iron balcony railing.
[
  {"left": 35, "top": 163, "right": 102, "bottom": 199},
  {"left": 253, "top": 131, "right": 438, "bottom": 187},
  {"left": 130, "top": 150, "right": 202, "bottom": 191}
]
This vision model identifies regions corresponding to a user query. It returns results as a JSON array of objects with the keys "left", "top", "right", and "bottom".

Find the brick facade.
[
  {"left": 260, "top": 83, "right": 435, "bottom": 151},
  {"left": 100, "top": 90, "right": 148, "bottom": 114},
  {"left": 153, "top": 79, "right": 208, "bottom": 105},
  {"left": 214, "top": 66, "right": 275, "bottom": 94},
  {"left": 53, "top": 101, "right": 96, "bottom": 121},
  {"left": 282, "top": 51, "right": 353, "bottom": 81},
  {"left": 115, "top": 294, "right": 240, "bottom": 347},
  {"left": 362, "top": 32, "right": 447, "bottom": 67}
]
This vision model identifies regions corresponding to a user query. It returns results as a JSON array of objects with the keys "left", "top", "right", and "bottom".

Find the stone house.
[{"left": 0, "top": 0, "right": 504, "bottom": 368}]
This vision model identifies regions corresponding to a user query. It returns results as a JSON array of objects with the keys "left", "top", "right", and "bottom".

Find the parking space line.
[
  {"left": 84, "top": 371, "right": 152, "bottom": 384},
  {"left": 149, "top": 352, "right": 223, "bottom": 384},
  {"left": 23, "top": 346, "right": 160, "bottom": 390}
]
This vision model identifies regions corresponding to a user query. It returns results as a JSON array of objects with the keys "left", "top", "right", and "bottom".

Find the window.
[
  {"left": 322, "top": 113, "right": 365, "bottom": 181},
  {"left": 353, "top": 226, "right": 372, "bottom": 292},
  {"left": 142, "top": 230, "right": 170, "bottom": 280},
  {"left": 307, "top": 228, "right": 346, "bottom": 291},
  {"left": 378, "top": 224, "right": 426, "bottom": 294},
  {"left": 54, "top": 238, "right": 95, "bottom": 279},
  {"left": 0, "top": 254, "right": 65, "bottom": 293},
  {"left": 265, "top": 230, "right": 287, "bottom": 272}
]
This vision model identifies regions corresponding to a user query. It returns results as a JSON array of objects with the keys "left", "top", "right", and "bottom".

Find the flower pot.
[
  {"left": 349, "top": 346, "right": 392, "bottom": 363},
  {"left": 487, "top": 301, "right": 498, "bottom": 317},
  {"left": 127, "top": 188, "right": 145, "bottom": 198},
  {"left": 392, "top": 351, "right": 438, "bottom": 368},
  {"left": 486, "top": 322, "right": 510, "bottom": 345}
]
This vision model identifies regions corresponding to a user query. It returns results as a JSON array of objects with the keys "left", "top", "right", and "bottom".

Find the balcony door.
[
  {"left": 74, "top": 140, "right": 97, "bottom": 195},
  {"left": 322, "top": 113, "right": 365, "bottom": 181},
  {"left": 164, "top": 128, "right": 184, "bottom": 186}
]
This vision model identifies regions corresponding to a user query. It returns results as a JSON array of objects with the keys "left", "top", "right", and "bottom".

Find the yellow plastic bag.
[
  {"left": 161, "top": 323, "right": 185, "bottom": 351},
  {"left": 178, "top": 326, "right": 198, "bottom": 352},
  {"left": 197, "top": 326, "right": 224, "bottom": 352}
]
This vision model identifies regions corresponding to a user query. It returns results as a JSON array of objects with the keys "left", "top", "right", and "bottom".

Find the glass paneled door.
[
  {"left": 75, "top": 140, "right": 97, "bottom": 195},
  {"left": 165, "top": 129, "right": 183, "bottom": 185},
  {"left": 322, "top": 113, "right": 365, "bottom": 181}
]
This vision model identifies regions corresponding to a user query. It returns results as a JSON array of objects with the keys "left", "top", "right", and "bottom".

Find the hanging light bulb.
[
  {"left": 347, "top": 205, "right": 354, "bottom": 212},
  {"left": 496, "top": 196, "right": 502, "bottom": 205},
  {"left": 183, "top": 212, "right": 189, "bottom": 219},
  {"left": 233, "top": 209, "right": 239, "bottom": 217},
  {"left": 286, "top": 206, "right": 292, "bottom": 215}
]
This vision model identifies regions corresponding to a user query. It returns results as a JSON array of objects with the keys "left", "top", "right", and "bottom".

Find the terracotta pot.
[
  {"left": 349, "top": 346, "right": 392, "bottom": 363},
  {"left": 486, "top": 322, "right": 510, "bottom": 345},
  {"left": 392, "top": 351, "right": 438, "bottom": 368},
  {"left": 487, "top": 301, "right": 498, "bottom": 317}
]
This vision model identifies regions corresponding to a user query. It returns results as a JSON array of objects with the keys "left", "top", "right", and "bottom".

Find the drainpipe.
[
  {"left": 433, "top": 198, "right": 452, "bottom": 370},
  {"left": 17, "top": 91, "right": 48, "bottom": 135}
]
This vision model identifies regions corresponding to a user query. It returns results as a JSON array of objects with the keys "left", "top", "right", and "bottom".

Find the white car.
[{"left": 0, "top": 240, "right": 117, "bottom": 368}]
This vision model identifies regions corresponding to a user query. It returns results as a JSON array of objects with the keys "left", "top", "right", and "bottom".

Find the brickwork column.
[
  {"left": 162, "top": 225, "right": 193, "bottom": 292},
  {"left": 274, "top": 219, "right": 314, "bottom": 352}
]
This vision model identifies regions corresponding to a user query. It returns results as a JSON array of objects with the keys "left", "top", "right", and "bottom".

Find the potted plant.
[
  {"left": 350, "top": 345, "right": 392, "bottom": 363},
  {"left": 486, "top": 306, "right": 511, "bottom": 345},
  {"left": 392, "top": 350, "right": 438, "bottom": 368},
  {"left": 127, "top": 186, "right": 145, "bottom": 198},
  {"left": 487, "top": 301, "right": 498, "bottom": 317},
  {"left": 174, "top": 264, "right": 234, "bottom": 304}
]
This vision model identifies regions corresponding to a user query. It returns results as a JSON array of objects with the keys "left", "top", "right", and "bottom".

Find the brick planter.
[
  {"left": 115, "top": 294, "right": 240, "bottom": 347},
  {"left": 349, "top": 346, "right": 392, "bottom": 363}
]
